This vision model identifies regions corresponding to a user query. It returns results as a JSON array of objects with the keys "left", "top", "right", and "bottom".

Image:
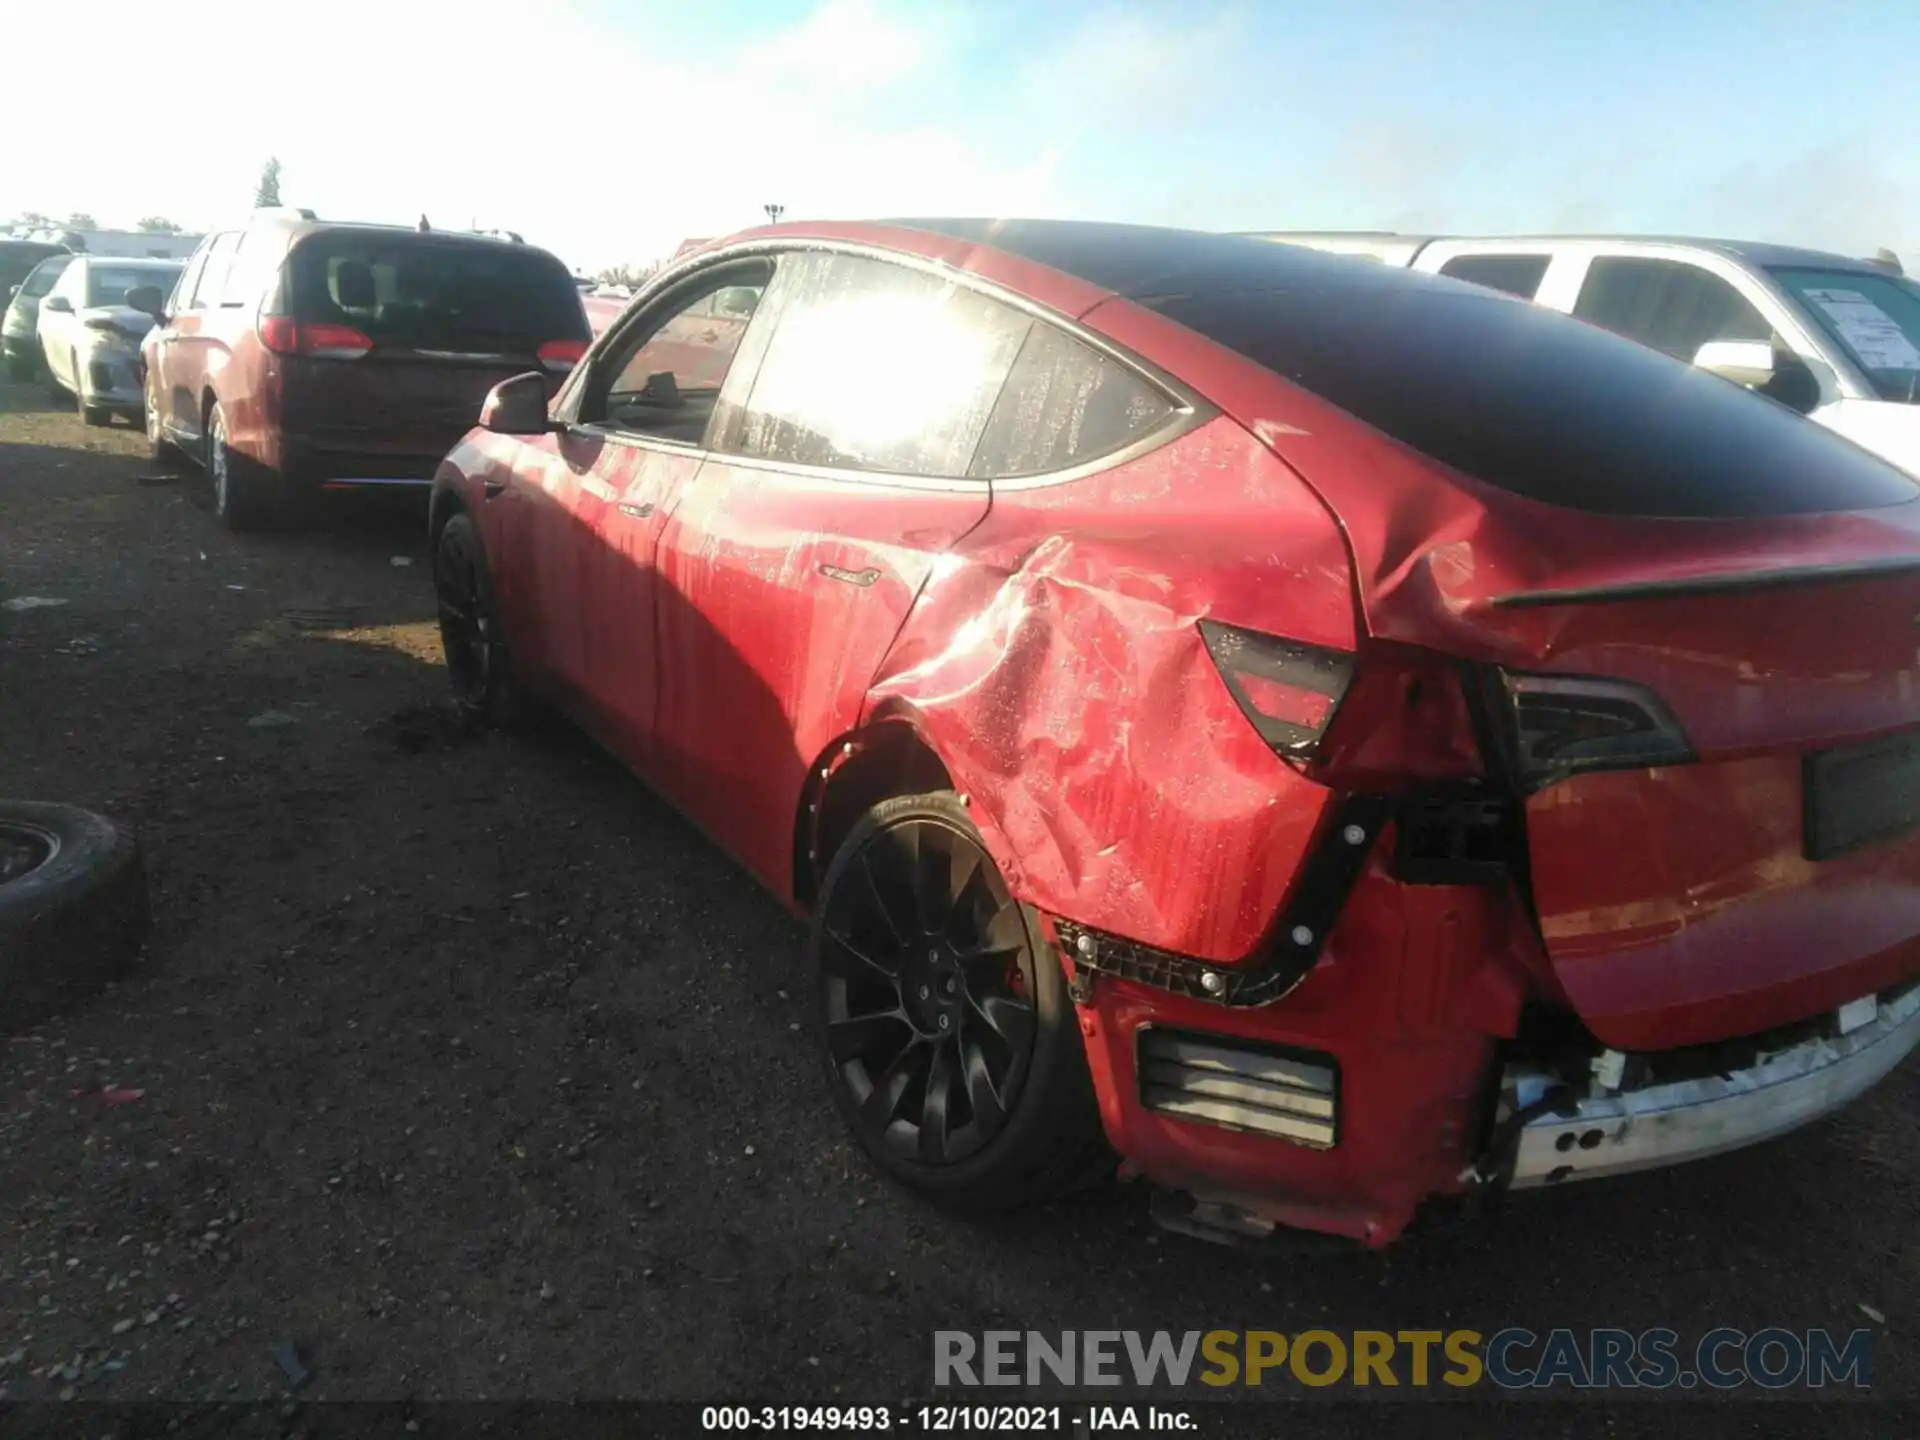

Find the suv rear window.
[
  {"left": 281, "top": 234, "right": 587, "bottom": 355},
  {"left": 1142, "top": 275, "right": 1918, "bottom": 517}
]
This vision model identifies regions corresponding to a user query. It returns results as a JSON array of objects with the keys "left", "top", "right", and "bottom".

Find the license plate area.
[{"left": 1804, "top": 727, "right": 1920, "bottom": 860}]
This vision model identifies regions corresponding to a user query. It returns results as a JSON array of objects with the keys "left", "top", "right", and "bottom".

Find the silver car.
[{"left": 38, "top": 255, "right": 182, "bottom": 425}]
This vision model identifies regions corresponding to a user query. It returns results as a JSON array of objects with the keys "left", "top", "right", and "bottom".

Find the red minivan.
[{"left": 136, "top": 213, "right": 589, "bottom": 530}]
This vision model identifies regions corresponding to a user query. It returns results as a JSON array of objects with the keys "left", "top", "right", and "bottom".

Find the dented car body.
[{"left": 429, "top": 220, "right": 1920, "bottom": 1247}]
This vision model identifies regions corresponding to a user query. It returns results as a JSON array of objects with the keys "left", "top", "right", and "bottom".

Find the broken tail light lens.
[
  {"left": 1200, "top": 620, "right": 1354, "bottom": 758},
  {"left": 257, "top": 318, "right": 373, "bottom": 359},
  {"left": 1499, "top": 672, "right": 1694, "bottom": 792}
]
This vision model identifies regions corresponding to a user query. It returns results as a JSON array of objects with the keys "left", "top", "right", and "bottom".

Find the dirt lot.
[{"left": 0, "top": 378, "right": 1914, "bottom": 1423}]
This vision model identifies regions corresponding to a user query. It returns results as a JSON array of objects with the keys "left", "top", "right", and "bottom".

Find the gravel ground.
[{"left": 0, "top": 378, "right": 1914, "bottom": 1429}]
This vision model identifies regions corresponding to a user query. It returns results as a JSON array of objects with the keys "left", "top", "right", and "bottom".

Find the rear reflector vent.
[{"left": 1137, "top": 1029, "right": 1338, "bottom": 1149}]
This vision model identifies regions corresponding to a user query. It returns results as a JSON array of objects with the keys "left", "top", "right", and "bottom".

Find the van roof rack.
[{"left": 252, "top": 206, "right": 317, "bottom": 221}]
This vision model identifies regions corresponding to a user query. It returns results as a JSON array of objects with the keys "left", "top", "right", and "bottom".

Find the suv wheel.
[
  {"left": 205, "top": 403, "right": 269, "bottom": 531},
  {"left": 811, "top": 792, "right": 1112, "bottom": 1211}
]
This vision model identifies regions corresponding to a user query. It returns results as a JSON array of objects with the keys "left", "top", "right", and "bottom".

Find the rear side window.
[
  {"left": 1437, "top": 253, "right": 1550, "bottom": 299},
  {"left": 1573, "top": 257, "right": 1774, "bottom": 360},
  {"left": 719, "top": 251, "right": 1030, "bottom": 479},
  {"left": 218, "top": 232, "right": 287, "bottom": 308},
  {"left": 1145, "top": 279, "right": 1918, "bottom": 517},
  {"left": 968, "top": 322, "right": 1175, "bottom": 478},
  {"left": 281, "top": 234, "right": 588, "bottom": 354}
]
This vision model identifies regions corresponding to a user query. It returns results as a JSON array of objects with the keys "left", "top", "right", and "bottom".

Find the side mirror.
[
  {"left": 124, "top": 285, "right": 166, "bottom": 321},
  {"left": 7, "top": 284, "right": 18, "bottom": 298},
  {"left": 41, "top": 295, "right": 72, "bottom": 314},
  {"left": 1693, "top": 339, "right": 1821, "bottom": 416},
  {"left": 479, "top": 372, "right": 552, "bottom": 435}
]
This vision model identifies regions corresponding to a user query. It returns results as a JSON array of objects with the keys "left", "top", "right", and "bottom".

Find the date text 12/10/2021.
[{"left": 702, "top": 1405, "right": 1198, "bottom": 1432}]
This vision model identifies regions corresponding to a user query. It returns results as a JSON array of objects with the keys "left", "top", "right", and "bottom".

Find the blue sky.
[{"left": 12, "top": 0, "right": 1915, "bottom": 271}]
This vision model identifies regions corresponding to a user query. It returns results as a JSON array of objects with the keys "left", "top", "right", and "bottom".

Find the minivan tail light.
[
  {"left": 1200, "top": 620, "right": 1353, "bottom": 758},
  {"left": 538, "top": 338, "right": 587, "bottom": 371},
  {"left": 257, "top": 317, "right": 373, "bottom": 359},
  {"left": 1497, "top": 672, "right": 1694, "bottom": 793}
]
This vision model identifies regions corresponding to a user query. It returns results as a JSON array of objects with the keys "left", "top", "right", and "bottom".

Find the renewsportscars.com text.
[{"left": 933, "top": 1328, "right": 1873, "bottom": 1391}]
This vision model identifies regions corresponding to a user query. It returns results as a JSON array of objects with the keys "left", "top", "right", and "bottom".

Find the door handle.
[
  {"left": 482, "top": 478, "right": 508, "bottom": 499},
  {"left": 618, "top": 501, "right": 653, "bottom": 519}
]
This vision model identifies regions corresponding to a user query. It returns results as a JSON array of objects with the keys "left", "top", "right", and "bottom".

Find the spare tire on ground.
[{"left": 0, "top": 800, "right": 151, "bottom": 1035}]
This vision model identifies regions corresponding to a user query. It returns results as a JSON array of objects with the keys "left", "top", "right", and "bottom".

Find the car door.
[
  {"left": 542, "top": 256, "right": 777, "bottom": 768},
  {"left": 39, "top": 260, "right": 83, "bottom": 384},
  {"left": 147, "top": 239, "right": 211, "bottom": 442},
  {"left": 649, "top": 249, "right": 1026, "bottom": 895}
]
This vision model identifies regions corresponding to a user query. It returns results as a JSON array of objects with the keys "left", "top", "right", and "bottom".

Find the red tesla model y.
[{"left": 428, "top": 220, "right": 1920, "bottom": 1247}]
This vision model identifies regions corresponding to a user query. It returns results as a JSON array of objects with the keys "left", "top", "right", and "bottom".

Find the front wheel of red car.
[
  {"left": 812, "top": 792, "right": 1111, "bottom": 1211},
  {"left": 434, "top": 511, "right": 535, "bottom": 728}
]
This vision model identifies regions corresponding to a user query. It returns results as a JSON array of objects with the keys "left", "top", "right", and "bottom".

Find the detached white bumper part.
[{"left": 1505, "top": 983, "right": 1920, "bottom": 1188}]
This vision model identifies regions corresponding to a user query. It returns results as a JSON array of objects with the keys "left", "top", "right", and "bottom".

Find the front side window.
[
  {"left": 1573, "top": 256, "right": 1774, "bottom": 360},
  {"left": 582, "top": 261, "right": 773, "bottom": 444},
  {"left": 191, "top": 232, "right": 241, "bottom": 308},
  {"left": 968, "top": 322, "right": 1176, "bottom": 479},
  {"left": 720, "top": 251, "right": 1031, "bottom": 478},
  {"left": 1438, "top": 252, "right": 1551, "bottom": 299},
  {"left": 1771, "top": 268, "right": 1920, "bottom": 403},
  {"left": 171, "top": 247, "right": 210, "bottom": 312}
]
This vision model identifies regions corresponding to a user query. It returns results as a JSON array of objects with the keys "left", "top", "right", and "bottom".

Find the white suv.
[{"left": 1248, "top": 232, "right": 1920, "bottom": 477}]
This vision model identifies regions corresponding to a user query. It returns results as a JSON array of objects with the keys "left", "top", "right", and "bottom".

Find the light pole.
[{"left": 764, "top": 204, "right": 785, "bottom": 226}]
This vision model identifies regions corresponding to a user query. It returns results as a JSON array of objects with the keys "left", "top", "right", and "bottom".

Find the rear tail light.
[
  {"left": 257, "top": 317, "right": 373, "bottom": 359},
  {"left": 1202, "top": 622, "right": 1693, "bottom": 797},
  {"left": 538, "top": 338, "right": 587, "bottom": 371},
  {"left": 1495, "top": 672, "right": 1693, "bottom": 793},
  {"left": 1199, "top": 620, "right": 1353, "bottom": 758}
]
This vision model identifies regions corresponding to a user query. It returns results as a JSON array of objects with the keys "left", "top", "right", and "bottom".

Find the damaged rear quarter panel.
[{"left": 866, "top": 415, "right": 1359, "bottom": 961}]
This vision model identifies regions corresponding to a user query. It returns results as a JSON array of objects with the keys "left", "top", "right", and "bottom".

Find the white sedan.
[{"left": 38, "top": 255, "right": 182, "bottom": 426}]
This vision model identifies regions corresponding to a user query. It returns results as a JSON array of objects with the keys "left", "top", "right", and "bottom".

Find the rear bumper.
[
  {"left": 275, "top": 434, "right": 448, "bottom": 488},
  {"left": 1505, "top": 981, "right": 1920, "bottom": 1188}
]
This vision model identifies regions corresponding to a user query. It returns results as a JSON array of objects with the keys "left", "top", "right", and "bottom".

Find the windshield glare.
[{"left": 1771, "top": 267, "right": 1920, "bottom": 402}]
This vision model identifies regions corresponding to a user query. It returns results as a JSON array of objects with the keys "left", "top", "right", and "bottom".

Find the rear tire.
[
  {"left": 0, "top": 800, "right": 151, "bottom": 1035},
  {"left": 205, "top": 401, "right": 272, "bottom": 531},
  {"left": 434, "top": 511, "right": 538, "bottom": 727},
  {"left": 44, "top": 355, "right": 65, "bottom": 402},
  {"left": 6, "top": 352, "right": 31, "bottom": 381},
  {"left": 812, "top": 792, "right": 1112, "bottom": 1211}
]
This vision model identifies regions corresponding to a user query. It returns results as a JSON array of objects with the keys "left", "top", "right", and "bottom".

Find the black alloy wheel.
[
  {"left": 435, "top": 518, "right": 493, "bottom": 707},
  {"left": 820, "top": 804, "right": 1040, "bottom": 1167}
]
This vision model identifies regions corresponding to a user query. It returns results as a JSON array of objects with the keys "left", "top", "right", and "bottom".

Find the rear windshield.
[
  {"left": 282, "top": 234, "right": 588, "bottom": 354},
  {"left": 86, "top": 264, "right": 181, "bottom": 307},
  {"left": 1772, "top": 268, "right": 1920, "bottom": 404},
  {"left": 1142, "top": 274, "right": 1920, "bottom": 517}
]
